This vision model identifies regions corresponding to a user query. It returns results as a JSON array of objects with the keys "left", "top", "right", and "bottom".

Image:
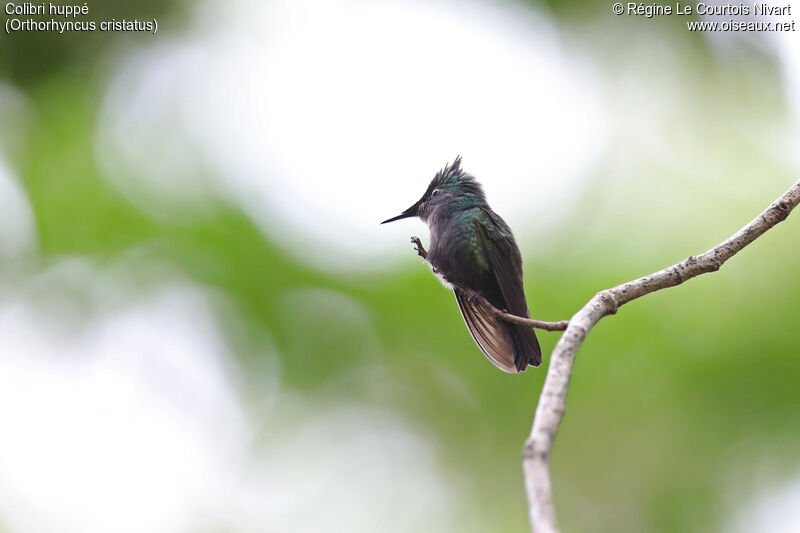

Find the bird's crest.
[{"left": 428, "top": 156, "right": 486, "bottom": 203}]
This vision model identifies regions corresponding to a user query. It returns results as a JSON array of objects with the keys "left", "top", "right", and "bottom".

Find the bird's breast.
[
  {"left": 428, "top": 215, "right": 489, "bottom": 289},
  {"left": 430, "top": 264, "right": 454, "bottom": 290}
]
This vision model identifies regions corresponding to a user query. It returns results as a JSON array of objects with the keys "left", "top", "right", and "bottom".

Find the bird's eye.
[{"left": 431, "top": 189, "right": 440, "bottom": 197}]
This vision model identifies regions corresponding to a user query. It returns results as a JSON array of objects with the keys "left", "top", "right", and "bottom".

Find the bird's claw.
[{"left": 410, "top": 236, "right": 427, "bottom": 259}]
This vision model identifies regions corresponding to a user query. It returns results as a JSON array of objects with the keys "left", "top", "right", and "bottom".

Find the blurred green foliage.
[{"left": 0, "top": 0, "right": 187, "bottom": 84}]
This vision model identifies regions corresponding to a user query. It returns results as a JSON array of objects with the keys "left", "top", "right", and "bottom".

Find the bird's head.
[{"left": 381, "top": 156, "right": 487, "bottom": 225}]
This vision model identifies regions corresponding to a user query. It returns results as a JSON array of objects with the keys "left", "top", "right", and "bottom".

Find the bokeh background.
[{"left": 1, "top": 1, "right": 799, "bottom": 532}]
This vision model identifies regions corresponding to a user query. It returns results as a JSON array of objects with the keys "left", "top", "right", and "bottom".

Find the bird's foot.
[
  {"left": 466, "top": 289, "right": 482, "bottom": 305},
  {"left": 411, "top": 236, "right": 427, "bottom": 259},
  {"left": 464, "top": 290, "right": 503, "bottom": 316}
]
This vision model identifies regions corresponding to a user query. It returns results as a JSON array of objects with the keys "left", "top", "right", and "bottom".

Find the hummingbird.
[{"left": 382, "top": 157, "right": 541, "bottom": 373}]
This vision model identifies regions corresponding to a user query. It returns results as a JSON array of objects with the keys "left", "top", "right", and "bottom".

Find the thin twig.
[
  {"left": 465, "top": 290, "right": 569, "bottom": 332},
  {"left": 523, "top": 180, "right": 800, "bottom": 533}
]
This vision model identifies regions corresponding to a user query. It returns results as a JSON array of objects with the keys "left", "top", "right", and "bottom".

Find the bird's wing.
[
  {"left": 453, "top": 289, "right": 517, "bottom": 373},
  {"left": 479, "top": 211, "right": 542, "bottom": 368},
  {"left": 478, "top": 211, "right": 528, "bottom": 317}
]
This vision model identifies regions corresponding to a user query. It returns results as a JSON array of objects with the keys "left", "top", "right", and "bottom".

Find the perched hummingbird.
[{"left": 382, "top": 157, "right": 541, "bottom": 373}]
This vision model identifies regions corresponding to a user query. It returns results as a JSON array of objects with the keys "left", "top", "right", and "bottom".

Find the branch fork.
[{"left": 522, "top": 181, "right": 800, "bottom": 533}]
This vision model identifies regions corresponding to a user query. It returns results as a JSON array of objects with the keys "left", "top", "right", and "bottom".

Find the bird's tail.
[
  {"left": 454, "top": 290, "right": 541, "bottom": 373},
  {"left": 506, "top": 321, "right": 541, "bottom": 371}
]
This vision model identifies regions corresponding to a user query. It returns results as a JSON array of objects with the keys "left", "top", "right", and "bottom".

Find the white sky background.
[
  {"left": 729, "top": 473, "right": 800, "bottom": 533},
  {"left": 95, "top": 0, "right": 800, "bottom": 274},
  {"left": 97, "top": 0, "right": 610, "bottom": 272},
  {"left": 699, "top": 0, "right": 800, "bottom": 169},
  {"left": 0, "top": 154, "right": 36, "bottom": 267},
  {"left": 0, "top": 262, "right": 470, "bottom": 533}
]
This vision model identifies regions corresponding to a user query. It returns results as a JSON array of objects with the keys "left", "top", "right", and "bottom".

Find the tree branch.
[{"left": 523, "top": 180, "right": 800, "bottom": 533}]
